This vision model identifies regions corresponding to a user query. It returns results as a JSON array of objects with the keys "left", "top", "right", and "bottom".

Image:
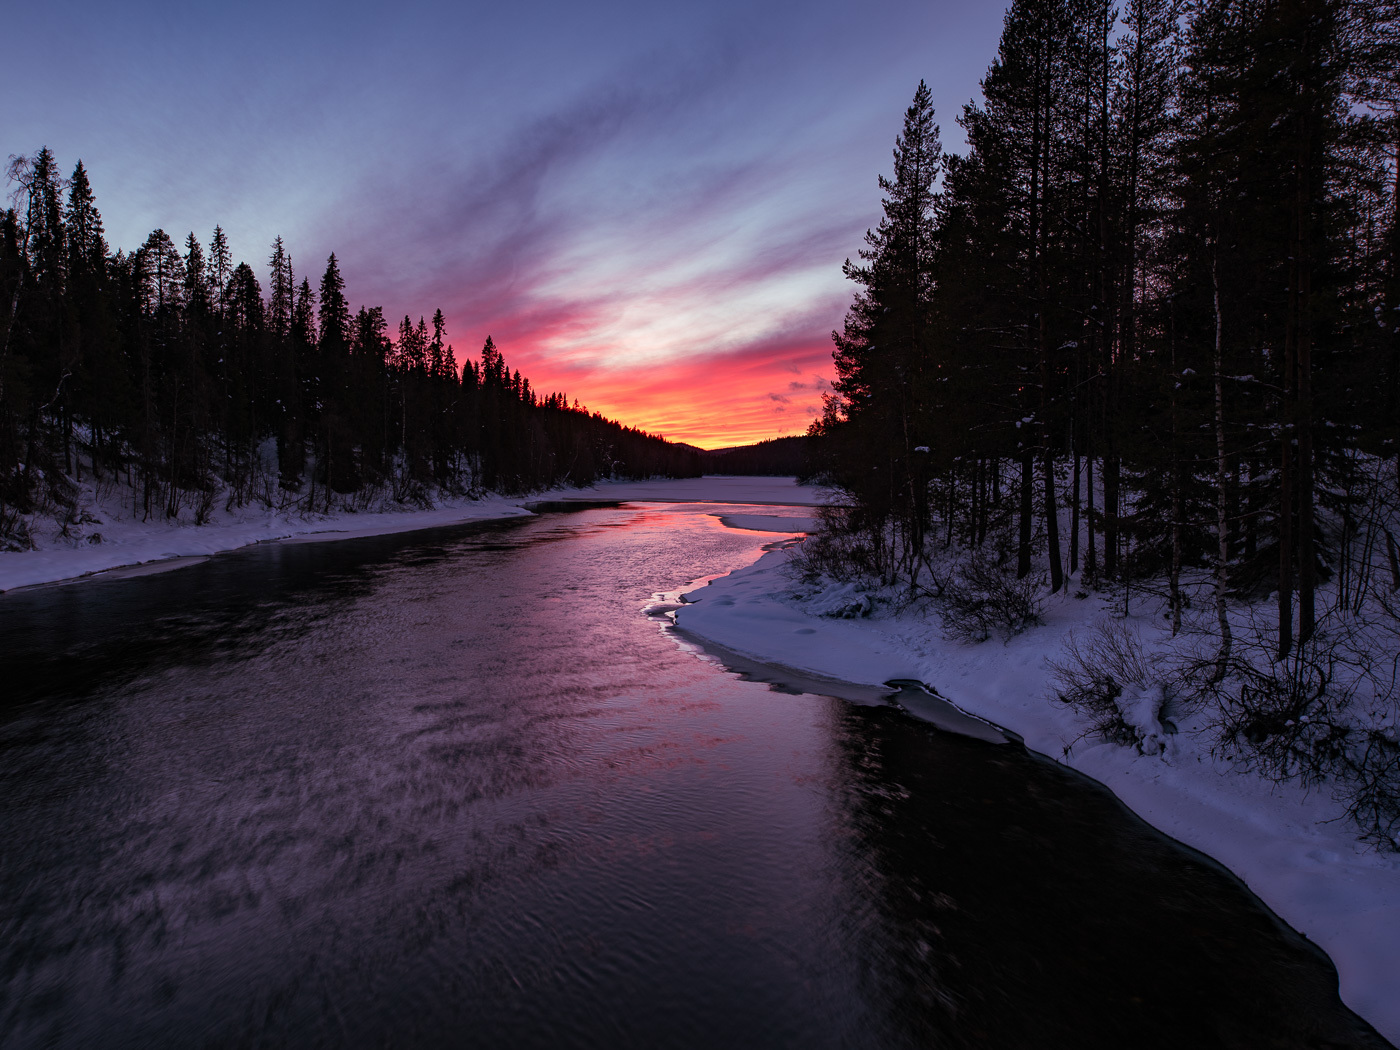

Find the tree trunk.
[
  {"left": 1213, "top": 246, "right": 1233, "bottom": 679},
  {"left": 1386, "top": 528, "right": 1400, "bottom": 591},
  {"left": 1103, "top": 451, "right": 1119, "bottom": 579},
  {"left": 1295, "top": 120, "right": 1316, "bottom": 646},
  {"left": 1044, "top": 450, "right": 1063, "bottom": 592},
  {"left": 1070, "top": 450, "right": 1081, "bottom": 575},
  {"left": 1086, "top": 448, "right": 1097, "bottom": 584},
  {"left": 1018, "top": 451, "right": 1034, "bottom": 579},
  {"left": 1170, "top": 301, "right": 1182, "bottom": 636}
]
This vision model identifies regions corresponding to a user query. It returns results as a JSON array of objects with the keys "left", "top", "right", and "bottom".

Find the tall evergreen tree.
[
  {"left": 183, "top": 232, "right": 209, "bottom": 315},
  {"left": 268, "top": 236, "right": 293, "bottom": 339},
  {"left": 1178, "top": 0, "right": 1349, "bottom": 655},
  {"left": 817, "top": 80, "right": 942, "bottom": 585},
  {"left": 208, "top": 225, "right": 231, "bottom": 319},
  {"left": 64, "top": 161, "right": 105, "bottom": 274},
  {"left": 317, "top": 253, "right": 349, "bottom": 356}
]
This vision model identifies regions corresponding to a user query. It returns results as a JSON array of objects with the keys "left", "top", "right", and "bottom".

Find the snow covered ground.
[
  {"left": 0, "top": 489, "right": 533, "bottom": 592},
  {"left": 674, "top": 530, "right": 1400, "bottom": 1044},
  {"left": 0, "top": 475, "right": 824, "bottom": 592}
]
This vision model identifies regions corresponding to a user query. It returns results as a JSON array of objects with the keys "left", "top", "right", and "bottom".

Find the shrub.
[
  {"left": 1050, "top": 621, "right": 1169, "bottom": 753},
  {"left": 934, "top": 547, "right": 1044, "bottom": 642},
  {"left": 1192, "top": 633, "right": 1400, "bottom": 850},
  {"left": 788, "top": 504, "right": 892, "bottom": 584}
]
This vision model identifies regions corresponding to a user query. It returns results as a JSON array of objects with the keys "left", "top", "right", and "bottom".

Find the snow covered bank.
[
  {"left": 0, "top": 475, "right": 824, "bottom": 592},
  {"left": 0, "top": 492, "right": 536, "bottom": 592},
  {"left": 675, "top": 536, "right": 1400, "bottom": 1044}
]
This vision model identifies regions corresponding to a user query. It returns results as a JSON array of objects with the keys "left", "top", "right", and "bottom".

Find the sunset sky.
[{"left": 5, "top": 0, "right": 1009, "bottom": 448}]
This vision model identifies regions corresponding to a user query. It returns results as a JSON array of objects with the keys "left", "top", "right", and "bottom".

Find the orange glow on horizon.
[{"left": 477, "top": 337, "right": 836, "bottom": 450}]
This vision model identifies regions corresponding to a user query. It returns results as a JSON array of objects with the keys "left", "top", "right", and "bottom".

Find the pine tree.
[
  {"left": 268, "top": 236, "right": 293, "bottom": 339},
  {"left": 429, "top": 308, "right": 447, "bottom": 378},
  {"left": 227, "top": 262, "right": 263, "bottom": 331},
  {"left": 16, "top": 148, "right": 67, "bottom": 296},
  {"left": 820, "top": 80, "right": 942, "bottom": 585},
  {"left": 208, "top": 225, "right": 231, "bottom": 318},
  {"left": 183, "top": 233, "right": 209, "bottom": 315},
  {"left": 956, "top": 1, "right": 1060, "bottom": 584},
  {"left": 1179, "top": 0, "right": 1349, "bottom": 656},
  {"left": 63, "top": 160, "right": 116, "bottom": 476},
  {"left": 0, "top": 205, "right": 26, "bottom": 508},
  {"left": 137, "top": 229, "right": 185, "bottom": 315},
  {"left": 1347, "top": 0, "right": 1400, "bottom": 432},
  {"left": 292, "top": 277, "right": 316, "bottom": 342},
  {"left": 317, "top": 253, "right": 349, "bottom": 355},
  {"left": 64, "top": 161, "right": 106, "bottom": 274},
  {"left": 480, "top": 334, "right": 503, "bottom": 384},
  {"left": 397, "top": 314, "right": 426, "bottom": 370}
]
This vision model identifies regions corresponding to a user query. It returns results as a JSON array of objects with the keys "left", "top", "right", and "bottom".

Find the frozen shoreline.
[
  {"left": 0, "top": 475, "right": 822, "bottom": 593},
  {"left": 0, "top": 492, "right": 536, "bottom": 592},
  {"left": 674, "top": 536, "right": 1400, "bottom": 1045}
]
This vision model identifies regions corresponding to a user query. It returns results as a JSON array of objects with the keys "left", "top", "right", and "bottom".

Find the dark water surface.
[{"left": 0, "top": 505, "right": 1388, "bottom": 1049}]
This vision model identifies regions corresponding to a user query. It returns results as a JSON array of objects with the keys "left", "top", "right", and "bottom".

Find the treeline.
[
  {"left": 702, "top": 436, "right": 812, "bottom": 476},
  {"left": 0, "top": 151, "right": 699, "bottom": 539},
  {"left": 812, "top": 0, "right": 1400, "bottom": 662}
]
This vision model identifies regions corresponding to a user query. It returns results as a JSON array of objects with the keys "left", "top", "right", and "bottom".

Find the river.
[{"left": 0, "top": 503, "right": 1388, "bottom": 1048}]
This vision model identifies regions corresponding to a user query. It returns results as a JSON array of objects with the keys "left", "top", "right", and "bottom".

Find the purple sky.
[{"left": 5, "top": 0, "right": 1010, "bottom": 447}]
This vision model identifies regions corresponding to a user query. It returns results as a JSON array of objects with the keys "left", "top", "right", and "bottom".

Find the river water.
[{"left": 0, "top": 504, "right": 1388, "bottom": 1049}]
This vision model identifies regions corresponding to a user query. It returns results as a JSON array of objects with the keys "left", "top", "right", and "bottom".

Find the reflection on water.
[{"left": 0, "top": 506, "right": 1389, "bottom": 1049}]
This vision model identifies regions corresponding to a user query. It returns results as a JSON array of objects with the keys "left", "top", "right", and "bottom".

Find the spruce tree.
[
  {"left": 317, "top": 253, "right": 349, "bottom": 356},
  {"left": 208, "top": 225, "right": 231, "bottom": 318},
  {"left": 64, "top": 161, "right": 106, "bottom": 274},
  {"left": 17, "top": 148, "right": 66, "bottom": 296},
  {"left": 137, "top": 230, "right": 184, "bottom": 315},
  {"left": 64, "top": 160, "right": 116, "bottom": 476},
  {"left": 268, "top": 236, "right": 293, "bottom": 339},
  {"left": 1179, "top": 0, "right": 1349, "bottom": 655},
  {"left": 821, "top": 80, "right": 942, "bottom": 585},
  {"left": 183, "top": 233, "right": 209, "bottom": 315}
]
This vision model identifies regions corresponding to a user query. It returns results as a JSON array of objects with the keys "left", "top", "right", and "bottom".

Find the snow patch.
[{"left": 1117, "top": 682, "right": 1171, "bottom": 756}]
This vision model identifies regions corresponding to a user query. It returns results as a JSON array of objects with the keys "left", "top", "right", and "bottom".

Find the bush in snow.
[
  {"left": 800, "top": 580, "right": 875, "bottom": 618},
  {"left": 1191, "top": 630, "right": 1400, "bottom": 848},
  {"left": 390, "top": 470, "right": 435, "bottom": 510},
  {"left": 1345, "top": 729, "right": 1400, "bottom": 850},
  {"left": 932, "top": 546, "right": 1044, "bottom": 643},
  {"left": 788, "top": 504, "right": 896, "bottom": 585},
  {"left": 1050, "top": 621, "right": 1170, "bottom": 754},
  {"left": 0, "top": 504, "right": 35, "bottom": 551}
]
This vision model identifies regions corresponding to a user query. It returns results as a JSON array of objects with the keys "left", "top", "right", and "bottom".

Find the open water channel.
[{"left": 0, "top": 503, "right": 1390, "bottom": 1048}]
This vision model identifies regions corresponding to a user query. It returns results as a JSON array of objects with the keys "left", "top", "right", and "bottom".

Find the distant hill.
[{"left": 699, "top": 436, "right": 812, "bottom": 477}]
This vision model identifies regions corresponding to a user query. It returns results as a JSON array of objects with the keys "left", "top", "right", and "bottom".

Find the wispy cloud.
[{"left": 318, "top": 56, "right": 861, "bottom": 443}]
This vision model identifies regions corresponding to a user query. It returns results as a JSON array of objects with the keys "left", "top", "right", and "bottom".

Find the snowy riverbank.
[
  {"left": 0, "top": 475, "right": 822, "bottom": 593},
  {"left": 675, "top": 536, "right": 1400, "bottom": 1045}
]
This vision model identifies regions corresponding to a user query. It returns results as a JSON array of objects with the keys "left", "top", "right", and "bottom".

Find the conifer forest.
[
  {"left": 0, "top": 157, "right": 700, "bottom": 546},
  {"left": 806, "top": 0, "right": 1400, "bottom": 840}
]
